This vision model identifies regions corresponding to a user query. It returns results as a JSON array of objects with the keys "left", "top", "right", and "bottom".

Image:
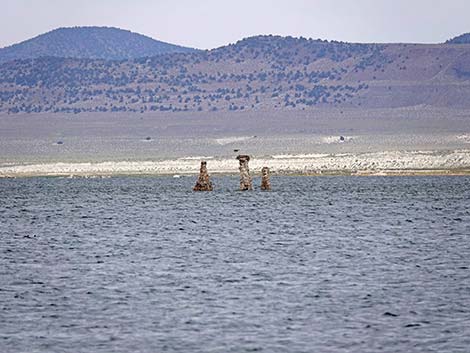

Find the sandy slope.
[
  {"left": 1, "top": 109, "right": 469, "bottom": 176},
  {"left": 1, "top": 150, "right": 470, "bottom": 177}
]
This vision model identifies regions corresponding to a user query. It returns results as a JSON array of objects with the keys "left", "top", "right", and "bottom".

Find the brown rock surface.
[
  {"left": 193, "top": 161, "right": 213, "bottom": 191},
  {"left": 261, "top": 167, "right": 271, "bottom": 190},
  {"left": 237, "top": 155, "right": 252, "bottom": 191}
]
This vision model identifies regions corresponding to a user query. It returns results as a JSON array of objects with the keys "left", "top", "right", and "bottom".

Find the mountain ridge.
[
  {"left": 446, "top": 33, "right": 470, "bottom": 44},
  {"left": 1, "top": 33, "right": 470, "bottom": 114},
  {"left": 0, "top": 26, "right": 197, "bottom": 63}
]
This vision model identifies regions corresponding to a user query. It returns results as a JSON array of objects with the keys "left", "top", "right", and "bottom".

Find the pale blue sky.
[{"left": 1, "top": 0, "right": 469, "bottom": 49}]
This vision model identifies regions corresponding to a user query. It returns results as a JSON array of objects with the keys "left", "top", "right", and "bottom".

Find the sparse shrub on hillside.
[{"left": 4, "top": 34, "right": 466, "bottom": 113}]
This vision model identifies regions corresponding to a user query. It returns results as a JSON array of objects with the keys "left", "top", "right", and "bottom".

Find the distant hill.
[
  {"left": 0, "top": 26, "right": 196, "bottom": 63},
  {"left": 1, "top": 34, "right": 470, "bottom": 114},
  {"left": 446, "top": 33, "right": 470, "bottom": 44}
]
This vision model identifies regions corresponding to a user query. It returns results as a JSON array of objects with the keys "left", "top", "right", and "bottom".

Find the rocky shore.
[{"left": 1, "top": 150, "right": 470, "bottom": 178}]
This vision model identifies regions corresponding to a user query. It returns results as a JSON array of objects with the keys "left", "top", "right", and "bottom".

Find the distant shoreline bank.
[
  {"left": 2, "top": 171, "right": 470, "bottom": 179},
  {"left": 2, "top": 150, "right": 470, "bottom": 178}
]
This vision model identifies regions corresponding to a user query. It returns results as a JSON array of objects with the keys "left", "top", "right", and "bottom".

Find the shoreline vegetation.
[{"left": 1, "top": 150, "right": 470, "bottom": 178}]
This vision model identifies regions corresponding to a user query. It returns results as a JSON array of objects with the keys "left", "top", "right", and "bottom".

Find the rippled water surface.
[{"left": 1, "top": 176, "right": 470, "bottom": 353}]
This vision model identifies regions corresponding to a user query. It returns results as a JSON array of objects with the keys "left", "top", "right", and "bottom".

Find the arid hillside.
[
  {"left": 1, "top": 35, "right": 470, "bottom": 114},
  {"left": 0, "top": 27, "right": 196, "bottom": 63}
]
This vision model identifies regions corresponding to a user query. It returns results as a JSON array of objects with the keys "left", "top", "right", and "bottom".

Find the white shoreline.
[{"left": 1, "top": 150, "right": 470, "bottom": 178}]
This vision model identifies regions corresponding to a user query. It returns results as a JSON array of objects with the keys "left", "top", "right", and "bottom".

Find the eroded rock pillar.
[
  {"left": 193, "top": 161, "right": 213, "bottom": 191},
  {"left": 237, "top": 155, "right": 252, "bottom": 191},
  {"left": 261, "top": 167, "right": 271, "bottom": 191}
]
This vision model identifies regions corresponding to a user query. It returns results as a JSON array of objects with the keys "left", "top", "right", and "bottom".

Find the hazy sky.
[{"left": 1, "top": 0, "right": 469, "bottom": 49}]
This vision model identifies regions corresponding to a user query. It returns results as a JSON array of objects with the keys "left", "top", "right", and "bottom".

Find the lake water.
[{"left": 1, "top": 176, "right": 469, "bottom": 352}]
